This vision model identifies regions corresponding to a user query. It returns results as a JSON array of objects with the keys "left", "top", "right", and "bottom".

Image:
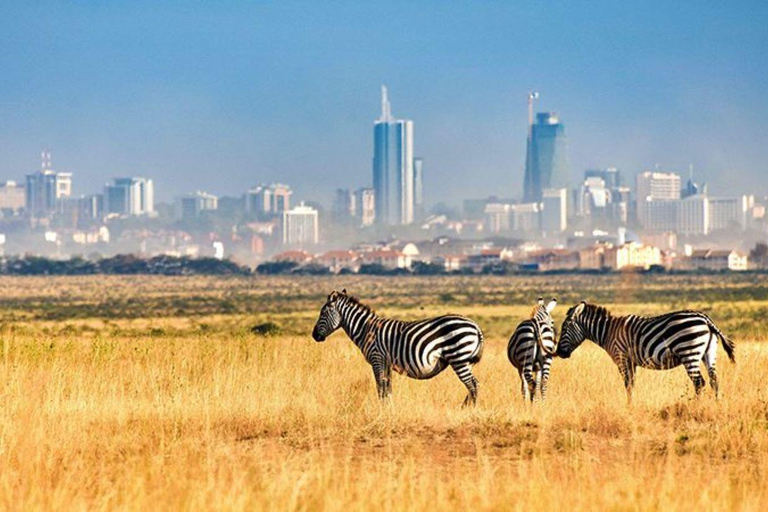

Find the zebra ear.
[
  {"left": 537, "top": 297, "right": 544, "bottom": 306},
  {"left": 341, "top": 288, "right": 347, "bottom": 295},
  {"left": 573, "top": 301, "right": 586, "bottom": 316},
  {"left": 546, "top": 299, "right": 557, "bottom": 313}
]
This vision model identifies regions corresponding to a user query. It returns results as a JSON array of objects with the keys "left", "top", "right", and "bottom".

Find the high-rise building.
[
  {"left": 245, "top": 183, "right": 292, "bottom": 217},
  {"left": 104, "top": 177, "right": 154, "bottom": 216},
  {"left": 282, "top": 202, "right": 319, "bottom": 246},
  {"left": 585, "top": 167, "right": 621, "bottom": 189},
  {"left": 413, "top": 157, "right": 424, "bottom": 219},
  {"left": 177, "top": 191, "right": 218, "bottom": 220},
  {"left": 332, "top": 189, "right": 356, "bottom": 223},
  {"left": 636, "top": 171, "right": 681, "bottom": 224},
  {"left": 0, "top": 181, "right": 26, "bottom": 213},
  {"left": 25, "top": 171, "right": 72, "bottom": 218},
  {"left": 373, "top": 86, "right": 414, "bottom": 225},
  {"left": 355, "top": 187, "right": 375, "bottom": 227},
  {"left": 541, "top": 188, "right": 568, "bottom": 233},
  {"left": 523, "top": 112, "right": 570, "bottom": 202},
  {"left": 708, "top": 196, "right": 750, "bottom": 232}
]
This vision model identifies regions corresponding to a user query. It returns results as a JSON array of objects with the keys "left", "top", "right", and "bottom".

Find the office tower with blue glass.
[
  {"left": 373, "top": 86, "right": 414, "bottom": 225},
  {"left": 523, "top": 112, "right": 570, "bottom": 202}
]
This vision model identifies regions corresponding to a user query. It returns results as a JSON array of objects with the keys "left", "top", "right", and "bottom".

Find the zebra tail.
[
  {"left": 708, "top": 317, "right": 735, "bottom": 364},
  {"left": 469, "top": 326, "right": 484, "bottom": 364}
]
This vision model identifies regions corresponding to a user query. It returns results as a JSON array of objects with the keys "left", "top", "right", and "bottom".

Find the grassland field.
[{"left": 1, "top": 274, "right": 768, "bottom": 510}]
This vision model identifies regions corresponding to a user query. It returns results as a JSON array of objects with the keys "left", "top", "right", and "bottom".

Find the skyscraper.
[
  {"left": 373, "top": 86, "right": 414, "bottom": 225},
  {"left": 523, "top": 112, "right": 570, "bottom": 202}
]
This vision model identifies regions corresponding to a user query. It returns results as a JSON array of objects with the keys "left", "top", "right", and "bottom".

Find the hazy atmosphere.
[{"left": 2, "top": 1, "right": 767, "bottom": 205}]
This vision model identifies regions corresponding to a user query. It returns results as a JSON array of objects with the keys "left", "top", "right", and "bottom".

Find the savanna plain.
[{"left": 2, "top": 273, "right": 768, "bottom": 511}]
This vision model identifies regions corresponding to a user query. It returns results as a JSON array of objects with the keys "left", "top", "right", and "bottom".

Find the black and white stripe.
[
  {"left": 556, "top": 302, "right": 736, "bottom": 400},
  {"left": 312, "top": 289, "right": 484, "bottom": 405},
  {"left": 507, "top": 298, "right": 557, "bottom": 402}
]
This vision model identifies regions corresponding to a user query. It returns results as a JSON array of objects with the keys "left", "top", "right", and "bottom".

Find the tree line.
[{"left": 0, "top": 254, "right": 250, "bottom": 276}]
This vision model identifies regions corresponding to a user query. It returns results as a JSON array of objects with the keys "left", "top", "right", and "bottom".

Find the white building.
[
  {"left": 177, "top": 191, "right": 218, "bottom": 219},
  {"left": 25, "top": 170, "right": 72, "bottom": 217},
  {"left": 0, "top": 181, "right": 26, "bottom": 212},
  {"left": 105, "top": 177, "right": 154, "bottom": 217},
  {"left": 355, "top": 187, "right": 376, "bottom": 227},
  {"left": 604, "top": 242, "right": 662, "bottom": 270},
  {"left": 484, "top": 203, "right": 512, "bottom": 233},
  {"left": 373, "top": 86, "right": 414, "bottom": 225},
  {"left": 541, "top": 188, "right": 568, "bottom": 233},
  {"left": 636, "top": 171, "right": 681, "bottom": 224},
  {"left": 512, "top": 203, "right": 541, "bottom": 232},
  {"left": 245, "top": 183, "right": 292, "bottom": 216},
  {"left": 282, "top": 202, "right": 319, "bottom": 246},
  {"left": 708, "top": 196, "right": 750, "bottom": 232}
]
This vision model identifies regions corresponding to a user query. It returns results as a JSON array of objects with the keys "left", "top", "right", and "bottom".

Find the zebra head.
[
  {"left": 312, "top": 289, "right": 346, "bottom": 342},
  {"left": 556, "top": 301, "right": 587, "bottom": 358},
  {"left": 532, "top": 297, "right": 558, "bottom": 355}
]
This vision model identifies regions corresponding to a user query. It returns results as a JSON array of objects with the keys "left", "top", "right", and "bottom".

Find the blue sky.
[{"left": 1, "top": 1, "right": 766, "bottom": 206}]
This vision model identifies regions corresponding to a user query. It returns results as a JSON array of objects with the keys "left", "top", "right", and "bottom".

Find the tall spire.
[{"left": 380, "top": 84, "right": 392, "bottom": 122}]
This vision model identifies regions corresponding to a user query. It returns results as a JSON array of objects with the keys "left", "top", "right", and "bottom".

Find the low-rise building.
[
  {"left": 604, "top": 242, "right": 662, "bottom": 270},
  {"left": 677, "top": 249, "right": 748, "bottom": 271},
  {"left": 316, "top": 250, "right": 360, "bottom": 273}
]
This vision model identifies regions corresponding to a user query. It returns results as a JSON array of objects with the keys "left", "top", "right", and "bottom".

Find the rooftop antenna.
[{"left": 41, "top": 150, "right": 52, "bottom": 171}]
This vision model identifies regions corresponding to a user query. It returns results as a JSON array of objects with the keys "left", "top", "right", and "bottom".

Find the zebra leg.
[
  {"left": 683, "top": 357, "right": 706, "bottom": 397},
  {"left": 540, "top": 357, "right": 552, "bottom": 402},
  {"left": 518, "top": 369, "right": 528, "bottom": 401},
  {"left": 618, "top": 362, "right": 636, "bottom": 405},
  {"left": 704, "top": 334, "right": 720, "bottom": 399},
  {"left": 371, "top": 360, "right": 391, "bottom": 401},
  {"left": 523, "top": 368, "right": 537, "bottom": 403},
  {"left": 451, "top": 362, "right": 479, "bottom": 407}
]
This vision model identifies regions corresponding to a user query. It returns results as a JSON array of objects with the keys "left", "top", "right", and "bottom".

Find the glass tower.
[
  {"left": 523, "top": 112, "right": 570, "bottom": 202},
  {"left": 373, "top": 86, "right": 414, "bottom": 225}
]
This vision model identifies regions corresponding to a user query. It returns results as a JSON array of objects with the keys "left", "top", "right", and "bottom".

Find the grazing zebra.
[
  {"left": 556, "top": 301, "right": 735, "bottom": 400},
  {"left": 507, "top": 298, "right": 558, "bottom": 402},
  {"left": 311, "top": 289, "right": 484, "bottom": 406}
]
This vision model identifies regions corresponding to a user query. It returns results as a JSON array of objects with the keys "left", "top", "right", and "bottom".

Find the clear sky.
[{"left": 1, "top": 1, "right": 766, "bottom": 206}]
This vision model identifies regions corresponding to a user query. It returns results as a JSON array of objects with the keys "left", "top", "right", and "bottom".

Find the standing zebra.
[
  {"left": 556, "top": 302, "right": 735, "bottom": 400},
  {"left": 507, "top": 298, "right": 558, "bottom": 402},
  {"left": 311, "top": 290, "right": 484, "bottom": 406}
]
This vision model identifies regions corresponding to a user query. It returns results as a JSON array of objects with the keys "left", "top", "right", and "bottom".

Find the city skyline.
[{"left": 0, "top": 2, "right": 766, "bottom": 205}]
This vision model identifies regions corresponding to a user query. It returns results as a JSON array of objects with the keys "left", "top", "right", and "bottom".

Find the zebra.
[
  {"left": 507, "top": 298, "right": 557, "bottom": 402},
  {"left": 556, "top": 301, "right": 735, "bottom": 401},
  {"left": 311, "top": 289, "right": 485, "bottom": 406}
]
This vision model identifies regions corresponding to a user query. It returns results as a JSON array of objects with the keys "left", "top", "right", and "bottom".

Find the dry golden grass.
[{"left": 1, "top": 276, "right": 768, "bottom": 510}]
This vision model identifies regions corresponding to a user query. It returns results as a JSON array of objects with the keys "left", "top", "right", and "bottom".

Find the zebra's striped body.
[
  {"left": 556, "top": 302, "right": 735, "bottom": 400},
  {"left": 312, "top": 290, "right": 484, "bottom": 405},
  {"left": 507, "top": 298, "right": 557, "bottom": 401}
]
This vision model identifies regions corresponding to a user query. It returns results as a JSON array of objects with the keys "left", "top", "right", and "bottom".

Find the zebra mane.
[
  {"left": 581, "top": 303, "right": 612, "bottom": 318},
  {"left": 341, "top": 294, "right": 376, "bottom": 316}
]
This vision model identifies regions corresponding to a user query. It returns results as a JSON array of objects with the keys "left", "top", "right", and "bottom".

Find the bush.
[
  {"left": 411, "top": 261, "right": 446, "bottom": 275},
  {"left": 250, "top": 322, "right": 282, "bottom": 336},
  {"left": 256, "top": 261, "right": 299, "bottom": 275}
]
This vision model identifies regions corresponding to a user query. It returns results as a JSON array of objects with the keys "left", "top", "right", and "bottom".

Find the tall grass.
[{"left": 1, "top": 322, "right": 767, "bottom": 510}]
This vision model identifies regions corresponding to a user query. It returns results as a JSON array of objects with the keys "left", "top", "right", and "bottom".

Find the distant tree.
[
  {"left": 411, "top": 261, "right": 446, "bottom": 275},
  {"left": 256, "top": 261, "right": 299, "bottom": 275},
  {"left": 750, "top": 243, "right": 768, "bottom": 269},
  {"left": 358, "top": 263, "right": 392, "bottom": 275},
  {"left": 292, "top": 263, "right": 331, "bottom": 275}
]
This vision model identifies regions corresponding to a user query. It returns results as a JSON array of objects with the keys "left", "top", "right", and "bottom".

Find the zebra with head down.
[
  {"left": 507, "top": 298, "right": 558, "bottom": 402},
  {"left": 311, "top": 289, "right": 485, "bottom": 406},
  {"left": 556, "top": 301, "right": 735, "bottom": 401}
]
